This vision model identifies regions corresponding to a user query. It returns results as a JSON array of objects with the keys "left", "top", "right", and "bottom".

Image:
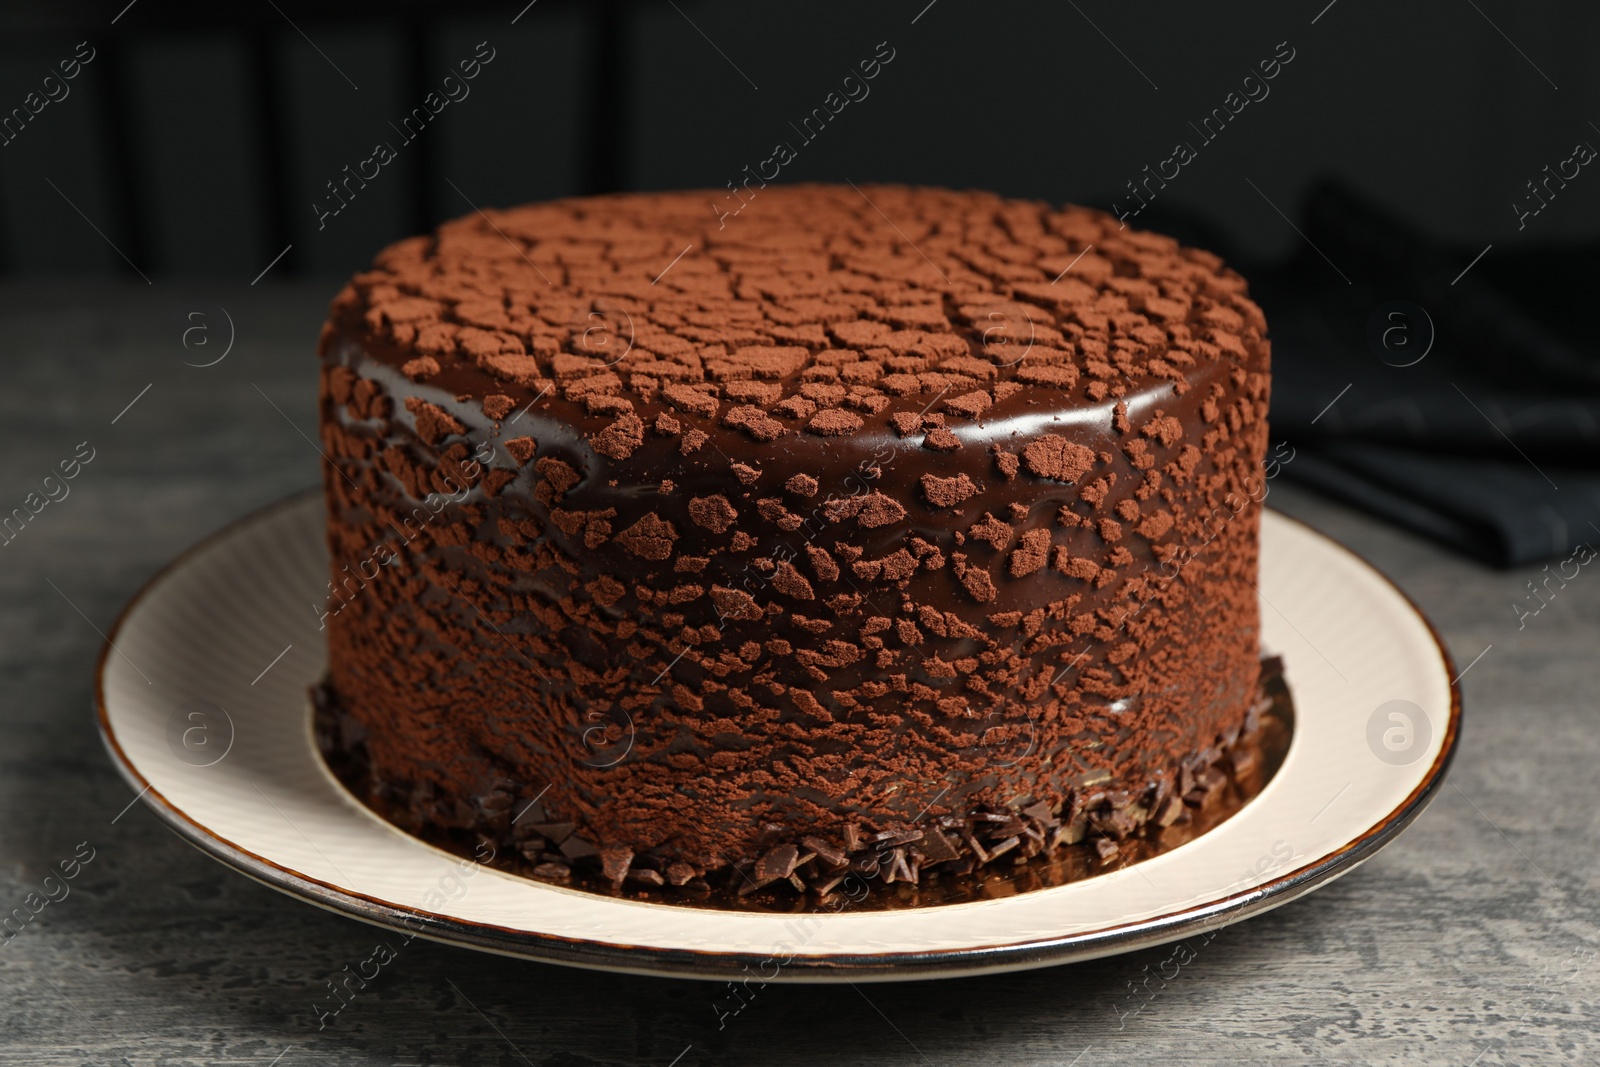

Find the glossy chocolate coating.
[{"left": 316, "top": 184, "right": 1271, "bottom": 885}]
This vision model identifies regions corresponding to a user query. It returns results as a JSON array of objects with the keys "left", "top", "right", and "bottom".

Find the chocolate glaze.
[
  {"left": 315, "top": 656, "right": 1292, "bottom": 909},
  {"left": 315, "top": 184, "right": 1272, "bottom": 894}
]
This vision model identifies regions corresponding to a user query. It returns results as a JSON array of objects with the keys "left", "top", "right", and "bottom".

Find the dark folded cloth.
[
  {"left": 1280, "top": 444, "right": 1600, "bottom": 565},
  {"left": 1172, "top": 180, "right": 1600, "bottom": 567}
]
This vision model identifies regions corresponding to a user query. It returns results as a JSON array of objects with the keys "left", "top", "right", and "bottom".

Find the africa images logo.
[{"left": 1365, "top": 699, "right": 1432, "bottom": 766}]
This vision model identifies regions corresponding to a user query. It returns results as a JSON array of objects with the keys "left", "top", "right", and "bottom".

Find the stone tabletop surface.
[{"left": 2, "top": 281, "right": 1594, "bottom": 1067}]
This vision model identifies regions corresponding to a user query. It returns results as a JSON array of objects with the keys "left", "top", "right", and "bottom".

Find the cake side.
[{"left": 315, "top": 184, "right": 1271, "bottom": 893}]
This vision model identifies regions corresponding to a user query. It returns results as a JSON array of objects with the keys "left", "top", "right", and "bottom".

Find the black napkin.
[{"left": 1149, "top": 180, "right": 1600, "bottom": 568}]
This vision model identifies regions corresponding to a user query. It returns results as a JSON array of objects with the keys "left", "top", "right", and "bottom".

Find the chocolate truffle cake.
[{"left": 316, "top": 184, "right": 1272, "bottom": 899}]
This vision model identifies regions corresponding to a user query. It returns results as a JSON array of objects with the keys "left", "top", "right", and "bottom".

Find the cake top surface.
[{"left": 326, "top": 184, "right": 1266, "bottom": 463}]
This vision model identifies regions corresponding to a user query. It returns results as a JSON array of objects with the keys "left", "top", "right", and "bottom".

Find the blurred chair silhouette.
[{"left": 0, "top": 0, "right": 636, "bottom": 278}]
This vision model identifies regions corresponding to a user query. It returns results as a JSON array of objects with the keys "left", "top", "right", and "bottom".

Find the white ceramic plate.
[{"left": 96, "top": 491, "right": 1459, "bottom": 982}]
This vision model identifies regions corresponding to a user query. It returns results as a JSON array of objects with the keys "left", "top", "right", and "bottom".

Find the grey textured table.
[{"left": 3, "top": 281, "right": 1594, "bottom": 1066}]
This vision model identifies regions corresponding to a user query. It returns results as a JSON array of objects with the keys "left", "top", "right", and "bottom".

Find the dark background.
[{"left": 1, "top": 0, "right": 1595, "bottom": 281}]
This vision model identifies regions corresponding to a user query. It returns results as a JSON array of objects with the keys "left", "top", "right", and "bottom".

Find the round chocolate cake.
[{"left": 316, "top": 184, "right": 1272, "bottom": 899}]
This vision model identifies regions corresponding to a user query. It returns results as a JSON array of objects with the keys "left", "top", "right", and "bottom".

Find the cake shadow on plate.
[{"left": 313, "top": 656, "right": 1292, "bottom": 914}]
